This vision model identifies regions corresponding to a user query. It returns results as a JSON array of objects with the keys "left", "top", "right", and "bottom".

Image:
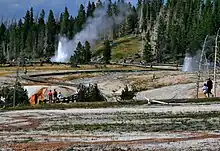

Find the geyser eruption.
[
  {"left": 182, "top": 53, "right": 199, "bottom": 72},
  {"left": 52, "top": 2, "right": 131, "bottom": 62},
  {"left": 51, "top": 37, "right": 74, "bottom": 62}
]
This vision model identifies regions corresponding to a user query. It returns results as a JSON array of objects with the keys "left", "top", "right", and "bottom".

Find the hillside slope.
[{"left": 92, "top": 35, "right": 142, "bottom": 62}]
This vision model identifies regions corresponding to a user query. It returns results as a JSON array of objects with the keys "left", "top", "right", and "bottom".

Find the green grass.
[{"left": 93, "top": 35, "right": 141, "bottom": 61}]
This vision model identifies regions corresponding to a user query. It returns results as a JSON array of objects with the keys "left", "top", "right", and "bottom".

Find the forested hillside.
[{"left": 0, "top": 0, "right": 220, "bottom": 64}]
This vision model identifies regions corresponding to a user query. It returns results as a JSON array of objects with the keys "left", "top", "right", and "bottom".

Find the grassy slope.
[{"left": 93, "top": 35, "right": 142, "bottom": 61}]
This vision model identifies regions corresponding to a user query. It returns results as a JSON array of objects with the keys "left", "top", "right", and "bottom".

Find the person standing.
[
  {"left": 207, "top": 78, "right": 213, "bottom": 97},
  {"left": 48, "top": 90, "right": 53, "bottom": 103},
  {"left": 53, "top": 89, "right": 58, "bottom": 103}
]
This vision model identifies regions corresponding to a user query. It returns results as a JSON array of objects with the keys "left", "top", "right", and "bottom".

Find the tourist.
[
  {"left": 48, "top": 90, "right": 53, "bottom": 103},
  {"left": 53, "top": 89, "right": 58, "bottom": 102},
  {"left": 202, "top": 83, "right": 208, "bottom": 97},
  {"left": 58, "top": 92, "right": 63, "bottom": 100},
  {"left": 207, "top": 78, "right": 213, "bottom": 97}
]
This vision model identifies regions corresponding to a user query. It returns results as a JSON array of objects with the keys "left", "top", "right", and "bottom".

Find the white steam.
[
  {"left": 51, "top": 3, "right": 130, "bottom": 62},
  {"left": 53, "top": 37, "right": 74, "bottom": 62},
  {"left": 182, "top": 53, "right": 200, "bottom": 72}
]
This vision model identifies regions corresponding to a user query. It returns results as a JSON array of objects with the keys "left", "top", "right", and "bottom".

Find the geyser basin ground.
[
  {"left": 40, "top": 71, "right": 215, "bottom": 101},
  {"left": 1, "top": 65, "right": 220, "bottom": 150},
  {"left": 1, "top": 104, "right": 220, "bottom": 150}
]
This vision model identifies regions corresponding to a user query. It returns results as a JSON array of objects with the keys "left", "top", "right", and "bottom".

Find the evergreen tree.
[
  {"left": 213, "top": 0, "right": 220, "bottom": 32},
  {"left": 26, "top": 26, "right": 34, "bottom": 58},
  {"left": 155, "top": 12, "right": 167, "bottom": 63},
  {"left": 96, "top": 0, "right": 103, "bottom": 8},
  {"left": 46, "top": 10, "right": 56, "bottom": 57},
  {"left": 0, "top": 23, "right": 6, "bottom": 41},
  {"left": 202, "top": 0, "right": 214, "bottom": 35},
  {"left": 143, "top": 32, "right": 153, "bottom": 63},
  {"left": 0, "top": 50, "right": 6, "bottom": 64},
  {"left": 15, "top": 20, "right": 23, "bottom": 58},
  {"left": 75, "top": 4, "right": 86, "bottom": 32},
  {"left": 68, "top": 16, "right": 75, "bottom": 39},
  {"left": 126, "top": 6, "right": 138, "bottom": 34},
  {"left": 30, "top": 7, "right": 34, "bottom": 27},
  {"left": 87, "top": 1, "right": 93, "bottom": 18},
  {"left": 103, "top": 40, "right": 111, "bottom": 64},
  {"left": 0, "top": 23, "right": 6, "bottom": 55},
  {"left": 76, "top": 41, "right": 84, "bottom": 64},
  {"left": 0, "top": 83, "right": 29, "bottom": 107},
  {"left": 23, "top": 10, "right": 31, "bottom": 49},
  {"left": 107, "top": 0, "right": 113, "bottom": 17},
  {"left": 71, "top": 42, "right": 85, "bottom": 65},
  {"left": 60, "top": 7, "right": 70, "bottom": 36},
  {"left": 37, "top": 9, "right": 46, "bottom": 57},
  {"left": 85, "top": 41, "right": 91, "bottom": 64}
]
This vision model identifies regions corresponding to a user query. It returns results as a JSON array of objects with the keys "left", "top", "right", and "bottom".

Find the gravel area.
[{"left": 1, "top": 104, "right": 220, "bottom": 150}]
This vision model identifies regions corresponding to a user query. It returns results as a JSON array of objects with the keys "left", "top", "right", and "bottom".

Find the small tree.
[
  {"left": 85, "top": 41, "right": 91, "bottom": 64},
  {"left": 70, "top": 42, "right": 84, "bottom": 66},
  {"left": 0, "top": 83, "right": 29, "bottom": 107},
  {"left": 143, "top": 33, "right": 153, "bottom": 64},
  {"left": 103, "top": 40, "right": 111, "bottom": 64},
  {"left": 70, "top": 55, "right": 78, "bottom": 67},
  {"left": 76, "top": 83, "right": 106, "bottom": 102},
  {"left": 76, "top": 84, "right": 86, "bottom": 102},
  {"left": 89, "top": 83, "right": 106, "bottom": 102},
  {"left": 121, "top": 85, "right": 135, "bottom": 100},
  {"left": 0, "top": 52, "right": 6, "bottom": 65}
]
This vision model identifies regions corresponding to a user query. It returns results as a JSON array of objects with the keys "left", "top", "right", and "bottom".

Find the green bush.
[
  {"left": 0, "top": 82, "right": 29, "bottom": 107},
  {"left": 77, "top": 83, "right": 106, "bottom": 102},
  {"left": 121, "top": 85, "right": 135, "bottom": 100}
]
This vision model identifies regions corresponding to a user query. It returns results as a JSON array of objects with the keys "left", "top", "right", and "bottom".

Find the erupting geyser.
[
  {"left": 182, "top": 53, "right": 199, "bottom": 72},
  {"left": 51, "top": 37, "right": 74, "bottom": 62}
]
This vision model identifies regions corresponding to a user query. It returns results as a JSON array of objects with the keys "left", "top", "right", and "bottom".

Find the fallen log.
[{"left": 145, "top": 97, "right": 169, "bottom": 105}]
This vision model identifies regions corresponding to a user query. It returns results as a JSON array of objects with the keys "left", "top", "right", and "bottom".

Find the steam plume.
[{"left": 51, "top": 2, "right": 131, "bottom": 62}]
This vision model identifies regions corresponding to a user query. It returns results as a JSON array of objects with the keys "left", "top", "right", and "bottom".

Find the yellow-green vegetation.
[
  {"left": 60, "top": 73, "right": 104, "bottom": 81},
  {"left": 93, "top": 36, "right": 141, "bottom": 61},
  {"left": 0, "top": 64, "right": 147, "bottom": 77}
]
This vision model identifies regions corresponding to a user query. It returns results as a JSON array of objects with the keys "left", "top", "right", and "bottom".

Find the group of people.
[
  {"left": 202, "top": 78, "right": 214, "bottom": 97},
  {"left": 48, "top": 89, "right": 63, "bottom": 103}
]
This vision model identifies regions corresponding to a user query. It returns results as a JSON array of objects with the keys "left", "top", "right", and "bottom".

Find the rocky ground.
[
  {"left": 2, "top": 70, "right": 219, "bottom": 101},
  {"left": 2, "top": 68, "right": 220, "bottom": 150},
  {"left": 59, "top": 71, "right": 202, "bottom": 101},
  {"left": 1, "top": 104, "right": 220, "bottom": 150}
]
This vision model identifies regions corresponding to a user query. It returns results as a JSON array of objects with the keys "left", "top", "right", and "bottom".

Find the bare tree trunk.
[
  {"left": 213, "top": 28, "right": 220, "bottom": 97},
  {"left": 197, "top": 35, "right": 208, "bottom": 98}
]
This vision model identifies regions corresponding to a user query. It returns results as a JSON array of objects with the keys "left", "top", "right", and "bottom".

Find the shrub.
[
  {"left": 77, "top": 83, "right": 106, "bottom": 102},
  {"left": 0, "top": 82, "right": 29, "bottom": 107},
  {"left": 121, "top": 85, "right": 135, "bottom": 100}
]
